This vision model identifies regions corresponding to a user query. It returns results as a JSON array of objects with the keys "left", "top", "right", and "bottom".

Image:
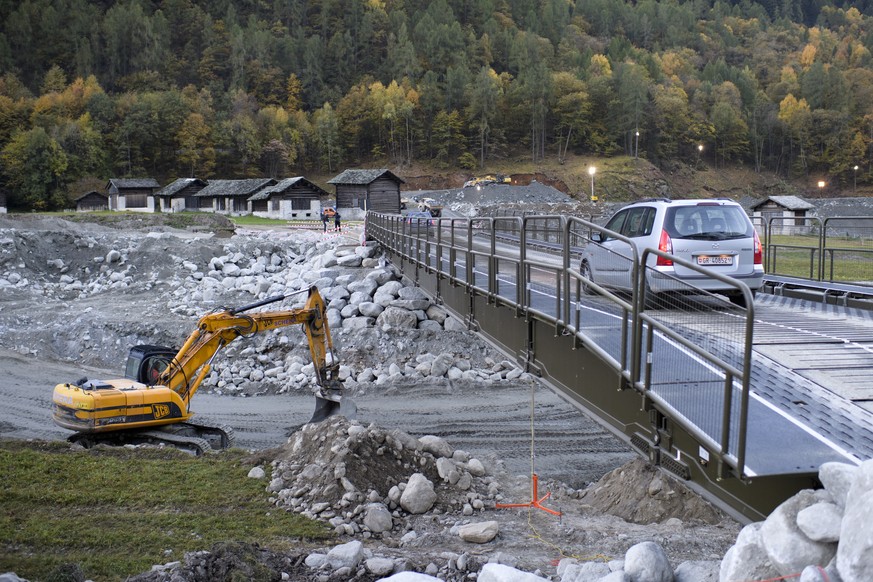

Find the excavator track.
[{"left": 67, "top": 421, "right": 236, "bottom": 456}]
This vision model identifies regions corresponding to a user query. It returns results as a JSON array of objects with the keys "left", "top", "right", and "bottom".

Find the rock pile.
[
  {"left": 261, "top": 416, "right": 496, "bottom": 537},
  {"left": 0, "top": 220, "right": 537, "bottom": 392},
  {"left": 719, "top": 460, "right": 873, "bottom": 582},
  {"left": 192, "top": 233, "right": 537, "bottom": 396}
]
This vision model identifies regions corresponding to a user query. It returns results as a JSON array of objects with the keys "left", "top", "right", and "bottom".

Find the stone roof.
[
  {"left": 107, "top": 178, "right": 160, "bottom": 190},
  {"left": 155, "top": 178, "right": 207, "bottom": 197},
  {"left": 809, "top": 197, "right": 873, "bottom": 218},
  {"left": 248, "top": 177, "right": 328, "bottom": 201},
  {"left": 75, "top": 191, "right": 107, "bottom": 202},
  {"left": 327, "top": 169, "right": 405, "bottom": 185},
  {"left": 195, "top": 178, "right": 275, "bottom": 198},
  {"left": 750, "top": 195, "right": 815, "bottom": 211}
]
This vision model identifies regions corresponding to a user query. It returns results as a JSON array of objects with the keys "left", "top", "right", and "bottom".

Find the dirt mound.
[
  {"left": 578, "top": 457, "right": 726, "bottom": 525},
  {"left": 265, "top": 416, "right": 494, "bottom": 529}
]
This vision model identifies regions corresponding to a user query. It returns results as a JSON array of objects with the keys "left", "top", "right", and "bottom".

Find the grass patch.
[
  {"left": 228, "top": 214, "right": 296, "bottom": 226},
  {"left": 0, "top": 440, "right": 332, "bottom": 582},
  {"left": 766, "top": 234, "right": 873, "bottom": 282}
]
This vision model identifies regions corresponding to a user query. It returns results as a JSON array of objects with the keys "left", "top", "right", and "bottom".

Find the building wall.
[
  {"left": 336, "top": 179, "right": 400, "bottom": 219},
  {"left": 251, "top": 197, "right": 321, "bottom": 219},
  {"left": 368, "top": 177, "right": 401, "bottom": 214},
  {"left": 117, "top": 190, "right": 156, "bottom": 213},
  {"left": 76, "top": 193, "right": 108, "bottom": 212},
  {"left": 753, "top": 206, "right": 810, "bottom": 236}
]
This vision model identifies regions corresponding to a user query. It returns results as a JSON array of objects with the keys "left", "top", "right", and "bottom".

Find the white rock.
[
  {"left": 304, "top": 553, "right": 326, "bottom": 569},
  {"left": 466, "top": 458, "right": 486, "bottom": 476},
  {"left": 365, "top": 557, "right": 395, "bottom": 576},
  {"left": 247, "top": 466, "right": 266, "bottom": 479},
  {"left": 819, "top": 462, "right": 856, "bottom": 509},
  {"left": 348, "top": 278, "right": 379, "bottom": 295},
  {"left": 399, "top": 473, "right": 437, "bottom": 514},
  {"left": 797, "top": 502, "right": 843, "bottom": 543},
  {"left": 837, "top": 459, "right": 873, "bottom": 582},
  {"left": 436, "top": 457, "right": 455, "bottom": 481},
  {"left": 624, "top": 541, "right": 672, "bottom": 582},
  {"left": 429, "top": 353, "right": 454, "bottom": 377},
  {"left": 457, "top": 520, "right": 499, "bottom": 543},
  {"left": 720, "top": 523, "right": 780, "bottom": 582},
  {"left": 761, "top": 490, "right": 836, "bottom": 576},
  {"left": 376, "top": 306, "right": 418, "bottom": 328},
  {"left": 363, "top": 503, "right": 394, "bottom": 533},
  {"left": 359, "top": 302, "right": 384, "bottom": 317},
  {"left": 325, "top": 539, "right": 364, "bottom": 569},
  {"left": 478, "top": 563, "right": 549, "bottom": 581},
  {"left": 419, "top": 435, "right": 453, "bottom": 458},
  {"left": 418, "top": 320, "right": 442, "bottom": 332},
  {"left": 674, "top": 560, "right": 719, "bottom": 581},
  {"left": 377, "top": 573, "right": 441, "bottom": 581}
]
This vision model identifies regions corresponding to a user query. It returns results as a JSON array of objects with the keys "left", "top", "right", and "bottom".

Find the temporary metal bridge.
[{"left": 366, "top": 213, "right": 873, "bottom": 523}]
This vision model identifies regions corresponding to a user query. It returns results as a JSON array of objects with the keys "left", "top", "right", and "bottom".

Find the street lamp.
[
  {"left": 696, "top": 144, "right": 703, "bottom": 167},
  {"left": 635, "top": 130, "right": 640, "bottom": 159},
  {"left": 854, "top": 165, "right": 859, "bottom": 194},
  {"left": 818, "top": 180, "right": 826, "bottom": 198},
  {"left": 588, "top": 166, "right": 597, "bottom": 202}
]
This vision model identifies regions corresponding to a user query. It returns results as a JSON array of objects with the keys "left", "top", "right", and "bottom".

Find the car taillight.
[
  {"left": 656, "top": 229, "right": 673, "bottom": 266},
  {"left": 753, "top": 230, "right": 763, "bottom": 265}
]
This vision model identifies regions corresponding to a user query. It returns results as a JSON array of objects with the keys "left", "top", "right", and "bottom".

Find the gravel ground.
[{"left": 0, "top": 209, "right": 741, "bottom": 581}]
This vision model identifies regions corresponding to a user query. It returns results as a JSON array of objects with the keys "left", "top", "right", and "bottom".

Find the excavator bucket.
[{"left": 309, "top": 395, "right": 357, "bottom": 424}]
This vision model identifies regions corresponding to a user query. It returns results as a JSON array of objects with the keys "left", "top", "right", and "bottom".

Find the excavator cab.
[{"left": 125, "top": 345, "right": 177, "bottom": 385}]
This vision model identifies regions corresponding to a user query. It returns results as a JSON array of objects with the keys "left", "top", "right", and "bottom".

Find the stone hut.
[
  {"left": 248, "top": 177, "right": 329, "bottom": 220},
  {"left": 327, "top": 169, "right": 404, "bottom": 219},
  {"left": 155, "top": 178, "right": 208, "bottom": 213},
  {"left": 194, "top": 179, "right": 276, "bottom": 215},
  {"left": 75, "top": 191, "right": 108, "bottom": 212},
  {"left": 750, "top": 196, "right": 815, "bottom": 235}
]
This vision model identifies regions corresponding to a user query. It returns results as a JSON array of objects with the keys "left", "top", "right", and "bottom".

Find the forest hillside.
[{"left": 1, "top": 0, "right": 873, "bottom": 209}]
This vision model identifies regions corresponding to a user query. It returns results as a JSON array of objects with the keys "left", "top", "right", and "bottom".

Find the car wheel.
[
  {"left": 728, "top": 290, "right": 755, "bottom": 308},
  {"left": 580, "top": 261, "right": 595, "bottom": 295},
  {"left": 640, "top": 276, "right": 664, "bottom": 310}
]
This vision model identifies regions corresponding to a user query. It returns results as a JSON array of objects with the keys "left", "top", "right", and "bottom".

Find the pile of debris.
[{"left": 262, "top": 416, "right": 496, "bottom": 539}]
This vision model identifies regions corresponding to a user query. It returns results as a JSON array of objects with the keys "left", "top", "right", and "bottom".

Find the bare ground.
[{"left": 0, "top": 213, "right": 741, "bottom": 580}]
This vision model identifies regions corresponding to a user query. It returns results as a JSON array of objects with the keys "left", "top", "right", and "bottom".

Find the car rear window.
[{"left": 665, "top": 205, "right": 752, "bottom": 239}]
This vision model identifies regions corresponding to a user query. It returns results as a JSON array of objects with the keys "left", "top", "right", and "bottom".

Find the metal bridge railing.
[
  {"left": 823, "top": 217, "right": 873, "bottom": 286},
  {"left": 762, "top": 216, "right": 873, "bottom": 288},
  {"left": 367, "top": 212, "right": 755, "bottom": 480}
]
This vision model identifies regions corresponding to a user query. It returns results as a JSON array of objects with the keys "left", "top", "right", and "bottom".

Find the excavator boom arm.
[{"left": 160, "top": 287, "right": 336, "bottom": 403}]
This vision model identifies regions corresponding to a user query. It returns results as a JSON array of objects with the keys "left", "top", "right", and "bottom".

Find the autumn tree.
[{"left": 1, "top": 127, "right": 69, "bottom": 209}]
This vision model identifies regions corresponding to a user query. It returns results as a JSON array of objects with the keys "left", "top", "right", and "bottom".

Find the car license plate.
[{"left": 697, "top": 255, "right": 733, "bottom": 266}]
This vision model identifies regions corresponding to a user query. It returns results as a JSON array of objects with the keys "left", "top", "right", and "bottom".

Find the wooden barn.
[
  {"left": 155, "top": 178, "right": 208, "bottom": 213},
  {"left": 194, "top": 179, "right": 276, "bottom": 215},
  {"left": 106, "top": 178, "right": 161, "bottom": 212},
  {"left": 328, "top": 169, "right": 404, "bottom": 219},
  {"left": 75, "top": 191, "right": 108, "bottom": 212},
  {"left": 248, "top": 177, "right": 329, "bottom": 220}
]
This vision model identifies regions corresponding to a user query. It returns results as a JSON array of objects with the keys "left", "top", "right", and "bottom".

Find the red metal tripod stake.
[{"left": 495, "top": 473, "right": 562, "bottom": 516}]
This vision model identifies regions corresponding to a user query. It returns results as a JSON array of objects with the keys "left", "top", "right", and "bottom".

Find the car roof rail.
[{"left": 635, "top": 197, "right": 673, "bottom": 204}]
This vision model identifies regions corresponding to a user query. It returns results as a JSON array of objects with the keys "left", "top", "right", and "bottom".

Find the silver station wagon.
[{"left": 580, "top": 198, "right": 764, "bottom": 307}]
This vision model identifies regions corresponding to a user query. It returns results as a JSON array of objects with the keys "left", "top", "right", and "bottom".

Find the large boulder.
[
  {"left": 760, "top": 490, "right": 837, "bottom": 575},
  {"left": 376, "top": 306, "right": 419, "bottom": 328},
  {"left": 624, "top": 541, "right": 672, "bottom": 582},
  {"left": 837, "top": 459, "right": 873, "bottom": 582},
  {"left": 399, "top": 473, "right": 437, "bottom": 514},
  {"left": 720, "top": 523, "right": 780, "bottom": 582}
]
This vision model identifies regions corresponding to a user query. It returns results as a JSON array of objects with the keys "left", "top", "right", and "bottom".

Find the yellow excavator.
[{"left": 52, "top": 287, "right": 352, "bottom": 454}]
